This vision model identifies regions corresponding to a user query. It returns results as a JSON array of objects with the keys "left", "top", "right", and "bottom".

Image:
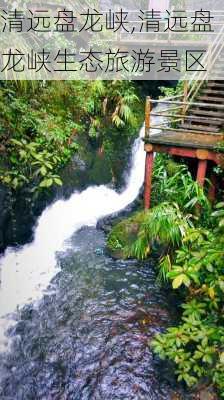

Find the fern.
[{"left": 127, "top": 202, "right": 192, "bottom": 262}]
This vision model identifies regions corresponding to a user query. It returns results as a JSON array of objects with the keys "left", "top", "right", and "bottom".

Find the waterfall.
[{"left": 0, "top": 124, "right": 147, "bottom": 341}]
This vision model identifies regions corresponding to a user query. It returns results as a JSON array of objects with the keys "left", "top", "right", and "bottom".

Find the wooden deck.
[
  {"left": 143, "top": 81, "right": 224, "bottom": 209},
  {"left": 145, "top": 131, "right": 224, "bottom": 150}
]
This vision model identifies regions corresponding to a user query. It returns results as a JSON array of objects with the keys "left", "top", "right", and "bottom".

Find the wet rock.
[
  {"left": 106, "top": 210, "right": 146, "bottom": 259},
  {"left": 197, "top": 387, "right": 218, "bottom": 400},
  {"left": 0, "top": 184, "right": 11, "bottom": 252},
  {"left": 171, "top": 393, "right": 183, "bottom": 400},
  {"left": 19, "top": 304, "right": 38, "bottom": 321}
]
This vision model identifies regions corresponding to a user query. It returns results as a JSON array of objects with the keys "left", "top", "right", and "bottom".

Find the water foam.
[{"left": 0, "top": 125, "right": 147, "bottom": 349}]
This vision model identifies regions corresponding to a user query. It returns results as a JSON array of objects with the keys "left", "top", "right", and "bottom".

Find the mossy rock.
[{"left": 107, "top": 210, "right": 145, "bottom": 259}]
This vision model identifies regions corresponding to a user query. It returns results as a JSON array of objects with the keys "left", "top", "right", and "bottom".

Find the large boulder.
[
  {"left": 106, "top": 210, "right": 145, "bottom": 259},
  {"left": 0, "top": 185, "right": 11, "bottom": 252}
]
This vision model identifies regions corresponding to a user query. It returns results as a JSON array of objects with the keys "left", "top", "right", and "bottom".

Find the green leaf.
[
  {"left": 208, "top": 287, "right": 215, "bottom": 300},
  {"left": 54, "top": 177, "right": 63, "bottom": 186},
  {"left": 182, "top": 274, "right": 191, "bottom": 287},
  {"left": 220, "top": 353, "right": 224, "bottom": 364},
  {"left": 172, "top": 274, "right": 185, "bottom": 289},
  {"left": 40, "top": 166, "right": 47, "bottom": 176},
  {"left": 215, "top": 202, "right": 224, "bottom": 209},
  {"left": 11, "top": 138, "right": 23, "bottom": 146},
  {"left": 39, "top": 178, "right": 53, "bottom": 188}
]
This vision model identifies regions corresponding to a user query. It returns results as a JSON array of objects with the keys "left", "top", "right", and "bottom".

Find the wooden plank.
[
  {"left": 149, "top": 126, "right": 222, "bottom": 136},
  {"left": 207, "top": 83, "right": 224, "bottom": 88},
  {"left": 151, "top": 112, "right": 224, "bottom": 124},
  {"left": 157, "top": 106, "right": 182, "bottom": 113},
  {"left": 144, "top": 152, "right": 154, "bottom": 210},
  {"left": 201, "top": 89, "right": 224, "bottom": 95},
  {"left": 198, "top": 96, "right": 224, "bottom": 102},
  {"left": 190, "top": 109, "right": 224, "bottom": 118},
  {"left": 180, "top": 124, "right": 219, "bottom": 133},
  {"left": 145, "top": 144, "right": 222, "bottom": 165},
  {"left": 144, "top": 131, "right": 224, "bottom": 150}
]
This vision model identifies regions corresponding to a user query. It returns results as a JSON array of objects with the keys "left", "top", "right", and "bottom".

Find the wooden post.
[
  {"left": 182, "top": 80, "right": 188, "bottom": 119},
  {"left": 145, "top": 96, "right": 151, "bottom": 138},
  {"left": 144, "top": 151, "right": 154, "bottom": 210},
  {"left": 208, "top": 174, "right": 217, "bottom": 203},
  {"left": 196, "top": 159, "right": 208, "bottom": 187}
]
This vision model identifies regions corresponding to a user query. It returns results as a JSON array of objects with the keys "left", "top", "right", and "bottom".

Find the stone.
[
  {"left": 106, "top": 210, "right": 146, "bottom": 259},
  {"left": 198, "top": 388, "right": 218, "bottom": 400}
]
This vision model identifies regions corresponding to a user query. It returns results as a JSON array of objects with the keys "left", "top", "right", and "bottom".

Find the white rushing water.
[{"left": 0, "top": 124, "right": 150, "bottom": 349}]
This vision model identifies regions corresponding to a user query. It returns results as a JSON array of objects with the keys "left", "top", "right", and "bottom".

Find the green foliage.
[
  {"left": 152, "top": 155, "right": 211, "bottom": 216},
  {"left": 152, "top": 320, "right": 224, "bottom": 389},
  {"left": 0, "top": 80, "right": 141, "bottom": 190},
  {"left": 152, "top": 202, "right": 224, "bottom": 397},
  {"left": 112, "top": 152, "right": 223, "bottom": 396},
  {"left": 126, "top": 159, "right": 211, "bottom": 277},
  {"left": 0, "top": 137, "right": 65, "bottom": 190},
  {"left": 127, "top": 202, "right": 192, "bottom": 261},
  {"left": 215, "top": 140, "right": 224, "bottom": 153},
  {"left": 159, "top": 81, "right": 184, "bottom": 99},
  {"left": 212, "top": 202, "right": 224, "bottom": 228}
]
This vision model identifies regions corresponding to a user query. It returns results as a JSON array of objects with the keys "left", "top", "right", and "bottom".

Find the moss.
[{"left": 107, "top": 210, "right": 145, "bottom": 259}]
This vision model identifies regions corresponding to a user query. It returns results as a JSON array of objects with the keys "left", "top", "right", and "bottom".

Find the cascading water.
[
  {"left": 0, "top": 113, "right": 184, "bottom": 400},
  {"left": 0, "top": 124, "right": 146, "bottom": 348}
]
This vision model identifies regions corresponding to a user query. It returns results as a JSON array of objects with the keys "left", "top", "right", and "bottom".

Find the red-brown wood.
[
  {"left": 144, "top": 152, "right": 154, "bottom": 210},
  {"left": 208, "top": 174, "right": 217, "bottom": 203},
  {"left": 144, "top": 142, "right": 223, "bottom": 206},
  {"left": 168, "top": 147, "right": 197, "bottom": 158},
  {"left": 146, "top": 144, "right": 221, "bottom": 165},
  {"left": 196, "top": 160, "right": 208, "bottom": 187}
]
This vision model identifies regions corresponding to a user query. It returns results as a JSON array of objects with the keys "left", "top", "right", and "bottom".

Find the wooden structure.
[
  {"left": 117, "top": 9, "right": 224, "bottom": 50},
  {"left": 142, "top": 7, "right": 224, "bottom": 210},
  {"left": 143, "top": 81, "right": 224, "bottom": 209}
]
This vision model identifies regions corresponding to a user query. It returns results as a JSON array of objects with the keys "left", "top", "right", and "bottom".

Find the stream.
[{"left": 0, "top": 121, "right": 182, "bottom": 399}]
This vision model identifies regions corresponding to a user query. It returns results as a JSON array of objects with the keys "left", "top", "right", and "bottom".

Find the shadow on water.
[{"left": 0, "top": 227, "right": 181, "bottom": 400}]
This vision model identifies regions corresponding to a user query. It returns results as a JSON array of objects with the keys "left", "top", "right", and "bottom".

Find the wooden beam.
[
  {"left": 158, "top": 106, "right": 182, "bottom": 113},
  {"left": 150, "top": 112, "right": 224, "bottom": 124},
  {"left": 149, "top": 126, "right": 222, "bottom": 136},
  {"left": 196, "top": 160, "right": 208, "bottom": 187},
  {"left": 145, "top": 97, "right": 151, "bottom": 138},
  {"left": 144, "top": 152, "right": 154, "bottom": 210},
  {"left": 145, "top": 144, "right": 222, "bottom": 166}
]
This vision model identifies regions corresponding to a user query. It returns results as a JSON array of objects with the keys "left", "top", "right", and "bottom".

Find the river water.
[{"left": 0, "top": 121, "right": 182, "bottom": 399}]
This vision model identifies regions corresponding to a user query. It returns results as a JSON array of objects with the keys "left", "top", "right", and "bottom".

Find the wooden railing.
[
  {"left": 117, "top": 8, "right": 224, "bottom": 107},
  {"left": 144, "top": 96, "right": 224, "bottom": 139},
  {"left": 185, "top": 11, "right": 224, "bottom": 106},
  {"left": 117, "top": 9, "right": 224, "bottom": 43},
  {"left": 142, "top": 9, "right": 224, "bottom": 136}
]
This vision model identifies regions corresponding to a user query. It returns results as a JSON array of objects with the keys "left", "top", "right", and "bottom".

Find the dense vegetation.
[
  {"left": 0, "top": 81, "right": 142, "bottom": 191},
  {"left": 107, "top": 154, "right": 224, "bottom": 397},
  {"left": 2, "top": 76, "right": 223, "bottom": 396}
]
